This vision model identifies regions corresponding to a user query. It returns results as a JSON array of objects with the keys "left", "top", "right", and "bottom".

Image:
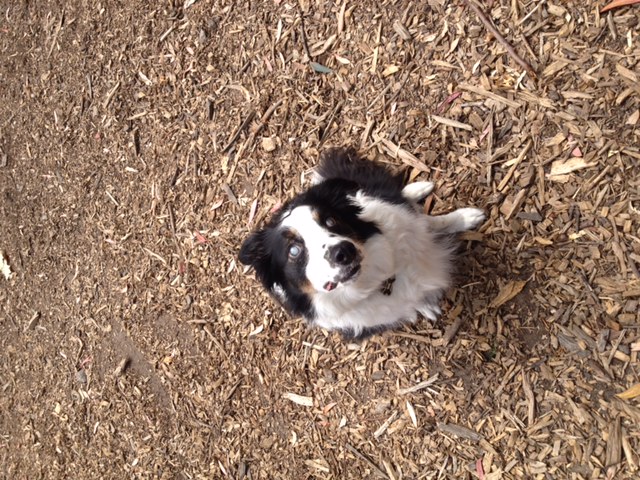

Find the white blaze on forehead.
[{"left": 280, "top": 205, "right": 345, "bottom": 291}]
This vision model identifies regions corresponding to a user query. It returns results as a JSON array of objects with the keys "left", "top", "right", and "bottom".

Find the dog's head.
[{"left": 239, "top": 179, "right": 381, "bottom": 311}]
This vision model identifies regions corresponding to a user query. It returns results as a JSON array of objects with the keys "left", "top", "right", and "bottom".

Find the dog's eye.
[
  {"left": 325, "top": 217, "right": 336, "bottom": 228},
  {"left": 288, "top": 244, "right": 302, "bottom": 258}
]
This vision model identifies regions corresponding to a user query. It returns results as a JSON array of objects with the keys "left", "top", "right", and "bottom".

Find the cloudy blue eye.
[
  {"left": 325, "top": 217, "right": 336, "bottom": 228},
  {"left": 288, "top": 244, "right": 302, "bottom": 258}
]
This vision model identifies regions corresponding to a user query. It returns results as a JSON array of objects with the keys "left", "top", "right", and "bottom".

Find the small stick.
[
  {"left": 374, "top": 411, "right": 398, "bottom": 438},
  {"left": 256, "top": 100, "right": 284, "bottom": 130},
  {"left": 459, "top": 84, "right": 520, "bottom": 109},
  {"left": 373, "top": 135, "right": 430, "bottom": 173},
  {"left": 236, "top": 99, "right": 285, "bottom": 159},
  {"left": 366, "top": 83, "right": 393, "bottom": 111},
  {"left": 397, "top": 374, "right": 440, "bottom": 395},
  {"left": 465, "top": 0, "right": 536, "bottom": 79},
  {"left": 430, "top": 304, "right": 464, "bottom": 347},
  {"left": 103, "top": 81, "right": 121, "bottom": 108},
  {"left": 606, "top": 330, "right": 626, "bottom": 368},
  {"left": 25, "top": 312, "right": 40, "bottom": 332},
  {"left": 222, "top": 109, "right": 256, "bottom": 153},
  {"left": 497, "top": 139, "right": 532, "bottom": 192},
  {"left": 344, "top": 444, "right": 389, "bottom": 479},
  {"left": 299, "top": 15, "right": 312, "bottom": 60},
  {"left": 522, "top": 372, "right": 536, "bottom": 425},
  {"left": 441, "top": 317, "right": 464, "bottom": 346},
  {"left": 167, "top": 203, "right": 187, "bottom": 281},
  {"left": 319, "top": 101, "right": 344, "bottom": 146},
  {"left": 251, "top": 100, "right": 284, "bottom": 143},
  {"left": 431, "top": 115, "right": 473, "bottom": 131},
  {"left": 113, "top": 357, "right": 130, "bottom": 377}
]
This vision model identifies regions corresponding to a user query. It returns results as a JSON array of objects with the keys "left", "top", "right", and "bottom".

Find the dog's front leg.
[
  {"left": 428, "top": 208, "right": 485, "bottom": 233},
  {"left": 401, "top": 181, "right": 434, "bottom": 202}
]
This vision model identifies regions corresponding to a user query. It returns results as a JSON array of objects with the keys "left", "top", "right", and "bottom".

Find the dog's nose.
[{"left": 327, "top": 241, "right": 357, "bottom": 265}]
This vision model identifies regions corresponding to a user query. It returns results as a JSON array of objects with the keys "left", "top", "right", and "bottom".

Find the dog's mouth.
[
  {"left": 323, "top": 264, "right": 361, "bottom": 292},
  {"left": 323, "top": 281, "right": 338, "bottom": 291}
]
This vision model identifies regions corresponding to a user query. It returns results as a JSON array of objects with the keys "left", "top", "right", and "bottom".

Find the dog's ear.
[{"left": 239, "top": 230, "right": 268, "bottom": 267}]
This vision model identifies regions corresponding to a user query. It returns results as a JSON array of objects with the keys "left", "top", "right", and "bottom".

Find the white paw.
[
  {"left": 457, "top": 207, "right": 485, "bottom": 230},
  {"left": 402, "top": 181, "right": 434, "bottom": 202},
  {"left": 418, "top": 303, "right": 441, "bottom": 322}
]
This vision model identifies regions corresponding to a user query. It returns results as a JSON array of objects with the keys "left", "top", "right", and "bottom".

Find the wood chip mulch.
[{"left": 0, "top": 1, "right": 639, "bottom": 478}]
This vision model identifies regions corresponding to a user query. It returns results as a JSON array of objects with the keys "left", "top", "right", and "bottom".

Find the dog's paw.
[
  {"left": 418, "top": 303, "right": 441, "bottom": 322},
  {"left": 402, "top": 181, "right": 434, "bottom": 202},
  {"left": 457, "top": 207, "right": 485, "bottom": 230}
]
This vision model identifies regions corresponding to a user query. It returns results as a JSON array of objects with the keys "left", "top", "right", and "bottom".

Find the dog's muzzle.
[
  {"left": 327, "top": 241, "right": 357, "bottom": 266},
  {"left": 323, "top": 241, "right": 361, "bottom": 291}
]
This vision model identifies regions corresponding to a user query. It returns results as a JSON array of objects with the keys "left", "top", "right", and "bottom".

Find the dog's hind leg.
[
  {"left": 428, "top": 208, "right": 485, "bottom": 233},
  {"left": 417, "top": 290, "right": 443, "bottom": 321},
  {"left": 402, "top": 181, "right": 434, "bottom": 203},
  {"left": 417, "top": 303, "right": 441, "bottom": 321}
]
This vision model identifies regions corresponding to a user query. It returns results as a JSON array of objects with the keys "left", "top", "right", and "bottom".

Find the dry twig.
[
  {"left": 464, "top": 0, "right": 536, "bottom": 78},
  {"left": 344, "top": 444, "right": 389, "bottom": 479}
]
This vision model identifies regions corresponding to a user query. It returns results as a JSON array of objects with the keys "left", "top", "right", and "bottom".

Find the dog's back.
[{"left": 315, "top": 148, "right": 407, "bottom": 204}]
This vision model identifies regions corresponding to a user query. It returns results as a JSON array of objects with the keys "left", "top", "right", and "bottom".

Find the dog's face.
[
  {"left": 239, "top": 180, "right": 381, "bottom": 310},
  {"left": 280, "top": 205, "right": 363, "bottom": 292}
]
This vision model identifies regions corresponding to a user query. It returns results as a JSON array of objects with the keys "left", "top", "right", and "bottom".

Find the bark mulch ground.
[{"left": 1, "top": 1, "right": 639, "bottom": 478}]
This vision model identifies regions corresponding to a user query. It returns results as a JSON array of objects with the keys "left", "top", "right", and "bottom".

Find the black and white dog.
[{"left": 239, "top": 147, "right": 484, "bottom": 340}]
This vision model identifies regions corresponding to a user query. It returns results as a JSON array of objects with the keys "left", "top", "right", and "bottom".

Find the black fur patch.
[
  {"left": 239, "top": 226, "right": 315, "bottom": 318},
  {"left": 316, "top": 147, "right": 409, "bottom": 206}
]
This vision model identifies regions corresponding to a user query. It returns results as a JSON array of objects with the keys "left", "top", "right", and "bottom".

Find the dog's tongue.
[{"left": 324, "top": 281, "right": 337, "bottom": 291}]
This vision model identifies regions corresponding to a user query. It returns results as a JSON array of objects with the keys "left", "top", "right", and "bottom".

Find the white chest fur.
[{"left": 310, "top": 192, "right": 455, "bottom": 336}]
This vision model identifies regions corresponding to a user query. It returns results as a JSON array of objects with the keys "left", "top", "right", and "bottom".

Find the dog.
[{"left": 239, "top": 147, "right": 485, "bottom": 340}]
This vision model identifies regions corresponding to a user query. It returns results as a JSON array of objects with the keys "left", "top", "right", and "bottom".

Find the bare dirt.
[{"left": 1, "top": 1, "right": 639, "bottom": 479}]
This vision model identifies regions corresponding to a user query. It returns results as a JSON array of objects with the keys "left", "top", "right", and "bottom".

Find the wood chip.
[
  {"left": 617, "top": 384, "right": 640, "bottom": 400},
  {"left": 437, "top": 422, "right": 482, "bottom": 441},
  {"left": 542, "top": 59, "right": 570, "bottom": 78},
  {"left": 283, "top": 393, "right": 313, "bottom": 407},
  {"left": 522, "top": 372, "right": 536, "bottom": 425},
  {"left": 621, "top": 427, "right": 638, "bottom": 471},
  {"left": 24, "top": 312, "right": 40, "bottom": 331},
  {"left": 548, "top": 157, "right": 598, "bottom": 178},
  {"left": 406, "top": 401, "right": 418, "bottom": 428},
  {"left": 432, "top": 305, "right": 464, "bottom": 347},
  {"left": 616, "top": 63, "right": 639, "bottom": 84},
  {"left": 490, "top": 280, "right": 527, "bottom": 308},
  {"left": 304, "top": 459, "right": 330, "bottom": 473},
  {"left": 393, "top": 20, "right": 412, "bottom": 40},
  {"left": 382, "top": 65, "right": 400, "bottom": 77},
  {"left": 605, "top": 416, "right": 622, "bottom": 467},
  {"left": 113, "top": 358, "right": 130, "bottom": 377},
  {"left": 261, "top": 136, "right": 277, "bottom": 152}
]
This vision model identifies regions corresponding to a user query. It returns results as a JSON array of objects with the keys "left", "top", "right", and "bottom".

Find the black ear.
[{"left": 239, "top": 230, "right": 268, "bottom": 267}]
